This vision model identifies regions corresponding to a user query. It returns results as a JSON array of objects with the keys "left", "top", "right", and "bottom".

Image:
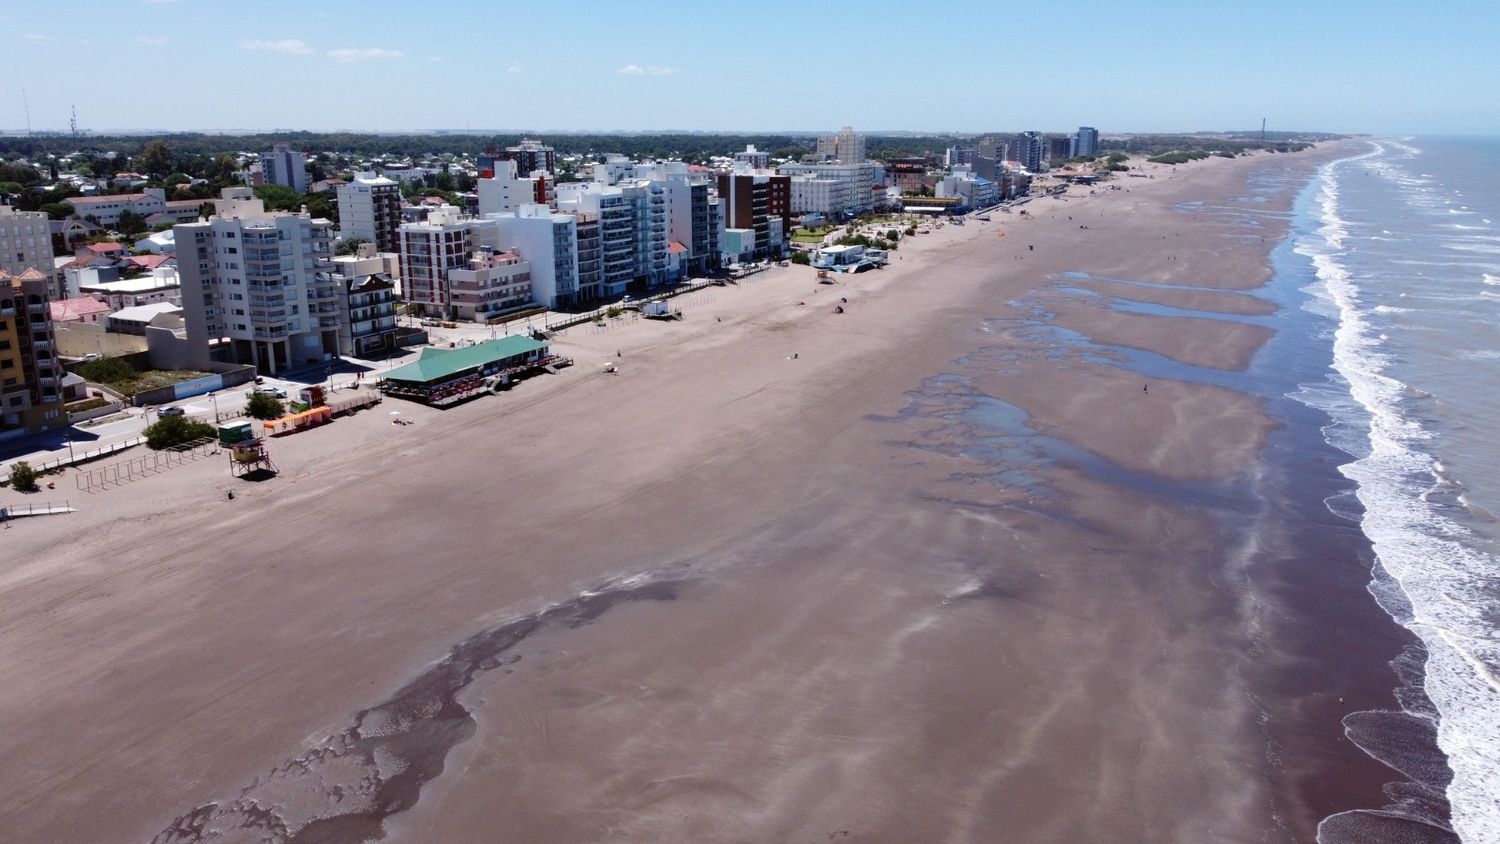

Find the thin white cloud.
[
  {"left": 508, "top": 62, "right": 523, "bottom": 73},
  {"left": 239, "top": 38, "right": 314, "bottom": 55},
  {"left": 428, "top": 55, "right": 443, "bottom": 63},
  {"left": 23, "top": 33, "right": 54, "bottom": 41},
  {"left": 616, "top": 64, "right": 674, "bottom": 76},
  {"left": 136, "top": 35, "right": 170, "bottom": 45},
  {"left": 328, "top": 47, "right": 403, "bottom": 63}
]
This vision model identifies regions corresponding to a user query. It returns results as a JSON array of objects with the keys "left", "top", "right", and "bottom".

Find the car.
[
  {"left": 247, "top": 386, "right": 288, "bottom": 399},
  {"left": 158, "top": 406, "right": 185, "bottom": 417},
  {"left": 621, "top": 295, "right": 635, "bottom": 303}
]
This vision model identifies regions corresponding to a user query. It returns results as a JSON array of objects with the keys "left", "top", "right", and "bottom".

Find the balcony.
[{"left": 253, "top": 325, "right": 290, "bottom": 340}]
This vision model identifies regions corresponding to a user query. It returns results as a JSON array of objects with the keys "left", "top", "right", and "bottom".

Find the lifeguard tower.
[{"left": 228, "top": 438, "right": 277, "bottom": 477}]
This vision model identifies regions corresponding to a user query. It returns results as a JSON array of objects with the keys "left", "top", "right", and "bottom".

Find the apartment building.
[
  {"left": 488, "top": 204, "right": 581, "bottom": 309},
  {"left": 1, "top": 204, "right": 59, "bottom": 299},
  {"left": 1048, "top": 135, "right": 1073, "bottom": 161},
  {"left": 331, "top": 253, "right": 399, "bottom": 357},
  {"left": 65, "top": 189, "right": 168, "bottom": 226},
  {"left": 259, "top": 143, "right": 310, "bottom": 193},
  {"left": 0, "top": 269, "right": 66, "bottom": 437},
  {"left": 1015, "top": 131, "right": 1045, "bottom": 173},
  {"left": 935, "top": 166, "right": 1000, "bottom": 209},
  {"left": 887, "top": 158, "right": 927, "bottom": 194},
  {"left": 816, "top": 126, "right": 866, "bottom": 163},
  {"left": 445, "top": 248, "right": 534, "bottom": 322},
  {"left": 175, "top": 187, "right": 339, "bottom": 374},
  {"left": 556, "top": 180, "right": 670, "bottom": 295},
  {"left": 610, "top": 161, "right": 721, "bottom": 277},
  {"left": 398, "top": 207, "right": 474, "bottom": 318},
  {"left": 1074, "top": 126, "right": 1100, "bottom": 157},
  {"left": 776, "top": 162, "right": 881, "bottom": 217},
  {"left": 788, "top": 174, "right": 852, "bottom": 217},
  {"left": 496, "top": 139, "right": 557, "bottom": 177},
  {"left": 336, "top": 172, "right": 403, "bottom": 253},
  {"left": 477, "top": 159, "right": 555, "bottom": 217},
  {"left": 734, "top": 144, "right": 770, "bottom": 169},
  {"left": 716, "top": 168, "right": 792, "bottom": 260}
]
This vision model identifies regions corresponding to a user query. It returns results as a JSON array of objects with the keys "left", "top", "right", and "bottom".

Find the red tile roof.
[
  {"left": 126, "top": 254, "right": 173, "bottom": 270},
  {"left": 50, "top": 296, "right": 112, "bottom": 322},
  {"left": 668, "top": 240, "right": 688, "bottom": 254}
]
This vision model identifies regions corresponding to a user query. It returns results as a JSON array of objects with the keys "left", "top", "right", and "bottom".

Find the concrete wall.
[{"left": 53, "top": 322, "right": 149, "bottom": 359}]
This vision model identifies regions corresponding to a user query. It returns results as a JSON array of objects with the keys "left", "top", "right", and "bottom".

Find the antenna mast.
[
  {"left": 22, "top": 89, "right": 32, "bottom": 137},
  {"left": 70, "top": 105, "right": 79, "bottom": 139},
  {"left": 1261, "top": 118, "right": 1266, "bottom": 143}
]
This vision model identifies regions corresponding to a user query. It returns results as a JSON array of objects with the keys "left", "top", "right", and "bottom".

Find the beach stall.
[{"left": 263, "top": 406, "right": 333, "bottom": 436}]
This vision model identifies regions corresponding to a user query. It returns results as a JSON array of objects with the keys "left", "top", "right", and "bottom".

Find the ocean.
[{"left": 1295, "top": 138, "right": 1500, "bottom": 843}]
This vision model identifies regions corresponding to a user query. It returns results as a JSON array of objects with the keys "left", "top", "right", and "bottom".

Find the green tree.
[
  {"left": 335, "top": 238, "right": 367, "bottom": 256},
  {"left": 244, "top": 391, "right": 285, "bottom": 420},
  {"left": 40, "top": 202, "right": 75, "bottom": 220},
  {"left": 790, "top": 251, "right": 811, "bottom": 265},
  {"left": 116, "top": 210, "right": 148, "bottom": 236},
  {"left": 143, "top": 414, "right": 216, "bottom": 450},
  {"left": 8, "top": 460, "right": 39, "bottom": 492},
  {"left": 136, "top": 140, "right": 175, "bottom": 178},
  {"left": 434, "top": 170, "right": 456, "bottom": 192},
  {"left": 254, "top": 184, "right": 302, "bottom": 211}
]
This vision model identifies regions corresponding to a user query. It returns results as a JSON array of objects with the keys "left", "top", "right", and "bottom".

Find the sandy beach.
[{"left": 0, "top": 144, "right": 1401, "bottom": 843}]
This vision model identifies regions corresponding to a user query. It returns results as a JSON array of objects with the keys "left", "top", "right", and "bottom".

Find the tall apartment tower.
[
  {"left": 0, "top": 204, "right": 60, "bottom": 299},
  {"left": 259, "top": 143, "right": 310, "bottom": 194},
  {"left": 1016, "top": 132, "right": 1045, "bottom": 173},
  {"left": 1073, "top": 126, "right": 1100, "bottom": 157},
  {"left": 816, "top": 126, "right": 866, "bottom": 163},
  {"left": 0, "top": 268, "right": 66, "bottom": 435},
  {"left": 336, "top": 172, "right": 402, "bottom": 254},
  {"left": 715, "top": 171, "right": 792, "bottom": 260},
  {"left": 398, "top": 207, "right": 474, "bottom": 318},
  {"left": 500, "top": 139, "right": 558, "bottom": 177},
  {"left": 1048, "top": 135, "right": 1073, "bottom": 161},
  {"left": 175, "top": 188, "right": 338, "bottom": 374}
]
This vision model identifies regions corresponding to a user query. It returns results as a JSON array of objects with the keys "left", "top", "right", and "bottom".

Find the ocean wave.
[
  {"left": 1303, "top": 150, "right": 1500, "bottom": 844},
  {"left": 1442, "top": 242, "right": 1500, "bottom": 255},
  {"left": 1482, "top": 275, "right": 1500, "bottom": 287}
]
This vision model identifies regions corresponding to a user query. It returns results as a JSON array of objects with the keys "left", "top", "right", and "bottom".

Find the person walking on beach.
[{"left": 1143, "top": 384, "right": 1149, "bottom": 394}]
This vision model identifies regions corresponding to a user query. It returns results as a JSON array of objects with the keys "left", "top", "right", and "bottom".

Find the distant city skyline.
[{"left": 3, "top": 0, "right": 1497, "bottom": 136}]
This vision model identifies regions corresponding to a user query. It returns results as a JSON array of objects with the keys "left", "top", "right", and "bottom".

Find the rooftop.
[{"left": 383, "top": 336, "right": 546, "bottom": 384}]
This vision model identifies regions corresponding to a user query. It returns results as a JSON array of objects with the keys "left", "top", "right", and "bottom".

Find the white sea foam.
[
  {"left": 1301, "top": 149, "right": 1500, "bottom": 843},
  {"left": 1483, "top": 274, "right": 1500, "bottom": 287}
]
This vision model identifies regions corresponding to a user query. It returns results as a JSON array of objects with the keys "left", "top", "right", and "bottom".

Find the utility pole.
[
  {"left": 22, "top": 89, "right": 31, "bottom": 137},
  {"left": 1261, "top": 118, "right": 1267, "bottom": 143}
]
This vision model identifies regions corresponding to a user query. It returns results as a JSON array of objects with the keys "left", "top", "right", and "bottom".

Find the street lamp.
[{"left": 209, "top": 391, "right": 220, "bottom": 422}]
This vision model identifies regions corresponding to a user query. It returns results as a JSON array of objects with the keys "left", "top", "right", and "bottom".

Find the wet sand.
[{"left": 0, "top": 145, "right": 1400, "bottom": 843}]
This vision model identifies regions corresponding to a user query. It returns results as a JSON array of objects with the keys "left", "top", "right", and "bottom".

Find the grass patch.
[
  {"left": 65, "top": 397, "right": 113, "bottom": 413},
  {"left": 73, "top": 357, "right": 212, "bottom": 397}
]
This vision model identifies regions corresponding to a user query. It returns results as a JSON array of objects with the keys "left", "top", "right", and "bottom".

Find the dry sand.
[{"left": 0, "top": 146, "right": 1373, "bottom": 843}]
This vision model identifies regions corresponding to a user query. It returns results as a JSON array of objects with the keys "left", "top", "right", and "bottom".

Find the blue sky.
[{"left": 3, "top": 0, "right": 1497, "bottom": 135}]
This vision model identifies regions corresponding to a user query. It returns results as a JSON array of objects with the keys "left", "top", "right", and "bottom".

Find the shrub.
[
  {"left": 9, "top": 461, "right": 39, "bottom": 492},
  {"left": 75, "top": 357, "right": 138, "bottom": 385},
  {"left": 244, "top": 391, "right": 285, "bottom": 420},
  {"left": 143, "top": 415, "right": 215, "bottom": 450},
  {"left": 790, "top": 251, "right": 811, "bottom": 265}
]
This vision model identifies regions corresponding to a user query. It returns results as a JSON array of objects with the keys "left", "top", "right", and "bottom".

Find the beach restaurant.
[{"left": 379, "top": 335, "right": 550, "bottom": 405}]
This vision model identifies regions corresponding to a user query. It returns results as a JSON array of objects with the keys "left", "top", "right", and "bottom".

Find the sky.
[{"left": 3, "top": 0, "right": 1497, "bottom": 136}]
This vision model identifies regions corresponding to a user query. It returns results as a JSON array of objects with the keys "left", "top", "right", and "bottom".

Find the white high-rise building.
[
  {"left": 0, "top": 204, "right": 59, "bottom": 298},
  {"left": 477, "top": 159, "right": 555, "bottom": 217},
  {"left": 259, "top": 144, "right": 310, "bottom": 194},
  {"left": 788, "top": 174, "right": 853, "bottom": 216},
  {"left": 175, "top": 187, "right": 338, "bottom": 373},
  {"left": 487, "top": 205, "right": 580, "bottom": 309},
  {"left": 337, "top": 172, "right": 402, "bottom": 253},
  {"left": 556, "top": 180, "right": 670, "bottom": 295},
  {"left": 777, "top": 161, "right": 884, "bottom": 216}
]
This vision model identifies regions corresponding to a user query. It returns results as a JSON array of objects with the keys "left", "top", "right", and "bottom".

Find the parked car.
[
  {"left": 247, "top": 386, "right": 288, "bottom": 399},
  {"left": 158, "top": 406, "right": 185, "bottom": 417}
]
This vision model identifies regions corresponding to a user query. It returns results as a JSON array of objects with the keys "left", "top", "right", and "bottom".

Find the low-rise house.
[
  {"left": 106, "top": 301, "right": 183, "bottom": 336},
  {"left": 49, "top": 296, "right": 112, "bottom": 325},
  {"left": 80, "top": 266, "right": 182, "bottom": 310}
]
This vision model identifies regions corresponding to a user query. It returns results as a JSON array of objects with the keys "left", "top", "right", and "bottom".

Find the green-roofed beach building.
[{"left": 378, "top": 335, "right": 553, "bottom": 405}]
